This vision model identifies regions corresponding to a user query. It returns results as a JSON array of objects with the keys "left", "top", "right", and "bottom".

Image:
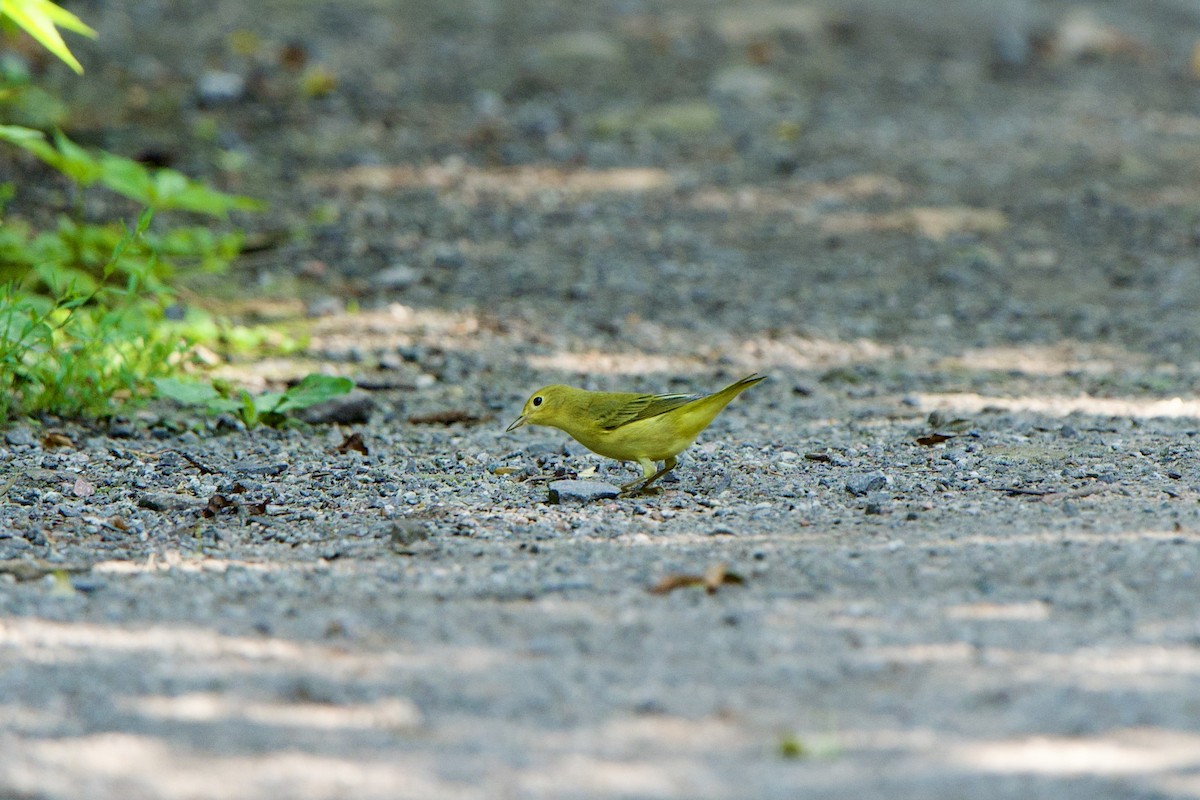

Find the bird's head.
[{"left": 506, "top": 385, "right": 572, "bottom": 432}]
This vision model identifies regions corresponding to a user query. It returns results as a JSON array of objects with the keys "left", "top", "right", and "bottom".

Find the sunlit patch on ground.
[
  {"left": 916, "top": 391, "right": 1200, "bottom": 419},
  {"left": 304, "top": 163, "right": 672, "bottom": 200},
  {"left": 945, "top": 728, "right": 1200, "bottom": 778}
]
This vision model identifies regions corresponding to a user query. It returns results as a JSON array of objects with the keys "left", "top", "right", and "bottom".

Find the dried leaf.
[
  {"left": 72, "top": 477, "right": 95, "bottom": 498},
  {"left": 202, "top": 494, "right": 235, "bottom": 518},
  {"left": 336, "top": 432, "right": 369, "bottom": 455},
  {"left": 915, "top": 433, "right": 953, "bottom": 446},
  {"left": 649, "top": 574, "right": 706, "bottom": 595},
  {"left": 42, "top": 432, "right": 74, "bottom": 449},
  {"left": 703, "top": 562, "right": 745, "bottom": 594},
  {"left": 650, "top": 563, "right": 746, "bottom": 595}
]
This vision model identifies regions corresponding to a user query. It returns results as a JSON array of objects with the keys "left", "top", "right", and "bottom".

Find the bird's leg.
[
  {"left": 620, "top": 456, "right": 677, "bottom": 495},
  {"left": 640, "top": 455, "right": 677, "bottom": 489},
  {"left": 620, "top": 457, "right": 658, "bottom": 492}
]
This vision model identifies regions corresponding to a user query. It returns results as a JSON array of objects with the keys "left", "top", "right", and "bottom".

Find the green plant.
[
  {"left": 0, "top": 126, "right": 261, "bottom": 286},
  {"left": 0, "top": 210, "right": 186, "bottom": 419},
  {"left": 153, "top": 374, "right": 355, "bottom": 429},
  {"left": 1, "top": 0, "right": 95, "bottom": 74},
  {"left": 0, "top": 124, "right": 268, "bottom": 419},
  {"left": 0, "top": 3, "right": 275, "bottom": 422}
]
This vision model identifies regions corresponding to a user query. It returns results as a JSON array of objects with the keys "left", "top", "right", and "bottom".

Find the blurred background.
[{"left": 6, "top": 0, "right": 1200, "bottom": 399}]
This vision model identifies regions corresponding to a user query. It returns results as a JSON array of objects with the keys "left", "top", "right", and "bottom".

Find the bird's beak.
[{"left": 505, "top": 414, "right": 527, "bottom": 432}]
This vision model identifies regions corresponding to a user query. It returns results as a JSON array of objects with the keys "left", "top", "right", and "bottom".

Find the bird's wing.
[{"left": 596, "top": 391, "right": 701, "bottom": 430}]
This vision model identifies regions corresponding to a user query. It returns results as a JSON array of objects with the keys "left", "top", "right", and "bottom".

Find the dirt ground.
[{"left": 4, "top": 0, "right": 1200, "bottom": 797}]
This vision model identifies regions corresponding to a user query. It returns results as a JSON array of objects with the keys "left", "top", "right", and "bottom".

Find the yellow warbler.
[{"left": 506, "top": 374, "right": 765, "bottom": 492}]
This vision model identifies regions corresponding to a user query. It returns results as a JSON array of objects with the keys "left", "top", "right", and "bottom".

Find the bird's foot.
[{"left": 619, "top": 485, "right": 664, "bottom": 498}]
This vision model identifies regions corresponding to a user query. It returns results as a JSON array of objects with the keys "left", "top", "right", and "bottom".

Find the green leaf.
[
  {"left": 1, "top": 0, "right": 96, "bottom": 75},
  {"left": 255, "top": 391, "right": 287, "bottom": 412},
  {"left": 30, "top": 0, "right": 95, "bottom": 37},
  {"left": 0, "top": 124, "right": 59, "bottom": 164},
  {"left": 51, "top": 130, "right": 102, "bottom": 184},
  {"left": 273, "top": 374, "right": 354, "bottom": 414},
  {"left": 239, "top": 390, "right": 259, "bottom": 427},
  {"left": 152, "top": 377, "right": 221, "bottom": 406},
  {"left": 3, "top": 127, "right": 263, "bottom": 219},
  {"left": 0, "top": 124, "right": 46, "bottom": 145},
  {"left": 96, "top": 154, "right": 154, "bottom": 204},
  {"left": 150, "top": 168, "right": 266, "bottom": 215}
]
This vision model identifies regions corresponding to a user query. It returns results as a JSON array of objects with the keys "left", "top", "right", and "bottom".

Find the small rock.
[
  {"left": 846, "top": 472, "right": 890, "bottom": 496},
  {"left": 473, "top": 89, "right": 504, "bottom": 119},
  {"left": 107, "top": 419, "right": 136, "bottom": 438},
  {"left": 138, "top": 492, "right": 205, "bottom": 512},
  {"left": 196, "top": 70, "right": 245, "bottom": 106},
  {"left": 389, "top": 520, "right": 430, "bottom": 547},
  {"left": 547, "top": 480, "right": 620, "bottom": 504},
  {"left": 371, "top": 264, "right": 421, "bottom": 291},
  {"left": 232, "top": 462, "right": 289, "bottom": 477},
  {"left": 5, "top": 428, "right": 37, "bottom": 448},
  {"left": 432, "top": 246, "right": 465, "bottom": 269},
  {"left": 298, "top": 391, "right": 376, "bottom": 425},
  {"left": 71, "top": 577, "right": 106, "bottom": 594},
  {"left": 213, "top": 414, "right": 246, "bottom": 433}
]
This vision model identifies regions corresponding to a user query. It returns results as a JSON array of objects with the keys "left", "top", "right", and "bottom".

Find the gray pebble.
[
  {"left": 107, "top": 420, "right": 137, "bottom": 438},
  {"left": 389, "top": 520, "right": 431, "bottom": 546},
  {"left": 196, "top": 70, "right": 245, "bottom": 106},
  {"left": 547, "top": 480, "right": 620, "bottom": 504},
  {"left": 5, "top": 428, "right": 37, "bottom": 448},
  {"left": 845, "top": 472, "right": 890, "bottom": 496},
  {"left": 71, "top": 577, "right": 106, "bottom": 594},
  {"left": 432, "top": 246, "right": 465, "bottom": 269},
  {"left": 371, "top": 264, "right": 421, "bottom": 291},
  {"left": 138, "top": 492, "right": 205, "bottom": 512}
]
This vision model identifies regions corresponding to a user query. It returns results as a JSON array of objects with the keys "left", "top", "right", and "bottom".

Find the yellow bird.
[{"left": 506, "top": 374, "right": 765, "bottom": 492}]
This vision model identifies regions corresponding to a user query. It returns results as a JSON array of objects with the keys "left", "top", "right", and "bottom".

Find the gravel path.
[{"left": 4, "top": 0, "right": 1200, "bottom": 797}]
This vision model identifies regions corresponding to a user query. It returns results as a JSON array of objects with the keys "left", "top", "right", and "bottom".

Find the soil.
[{"left": 4, "top": 0, "right": 1200, "bottom": 798}]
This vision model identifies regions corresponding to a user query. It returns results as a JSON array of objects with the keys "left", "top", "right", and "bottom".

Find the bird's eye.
[{"left": 532, "top": 396, "right": 543, "bottom": 407}]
